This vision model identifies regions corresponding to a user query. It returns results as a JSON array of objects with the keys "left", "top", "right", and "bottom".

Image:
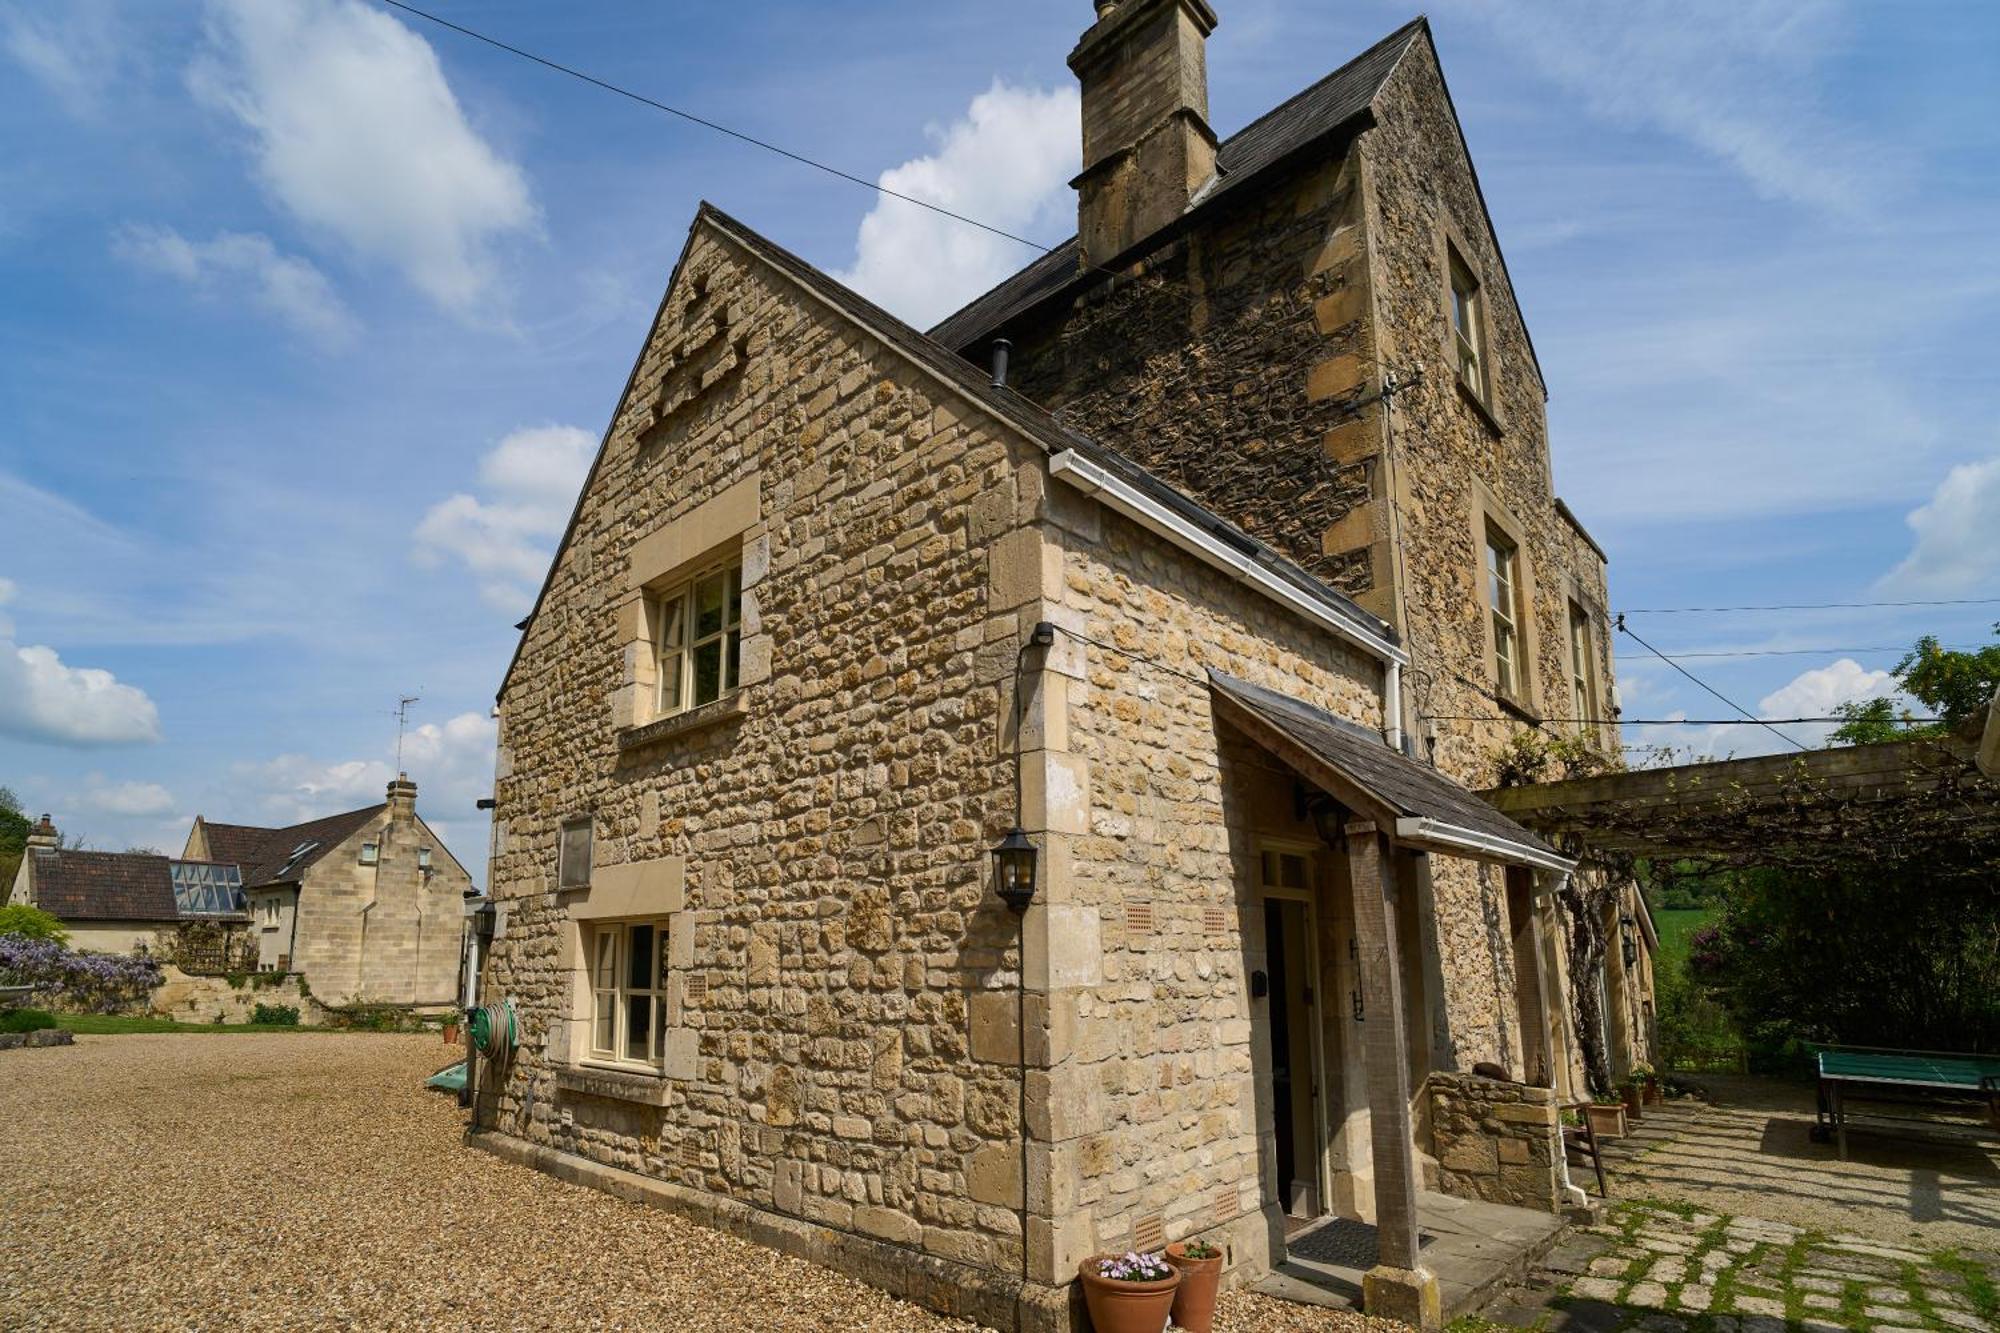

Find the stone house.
[
  {"left": 477, "top": 6, "right": 1654, "bottom": 1329},
  {"left": 7, "top": 814, "right": 247, "bottom": 955},
  {"left": 183, "top": 776, "right": 472, "bottom": 1007}
]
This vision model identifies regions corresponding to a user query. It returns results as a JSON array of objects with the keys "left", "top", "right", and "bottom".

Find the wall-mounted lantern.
[{"left": 991, "top": 827, "right": 1038, "bottom": 914}]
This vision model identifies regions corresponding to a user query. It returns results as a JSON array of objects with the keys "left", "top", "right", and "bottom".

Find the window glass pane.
[
  {"left": 695, "top": 572, "right": 726, "bottom": 639},
  {"left": 725, "top": 565, "right": 742, "bottom": 628},
  {"left": 656, "top": 931, "right": 671, "bottom": 990},
  {"left": 594, "top": 931, "right": 617, "bottom": 989},
  {"left": 1260, "top": 851, "right": 1277, "bottom": 886},
  {"left": 660, "top": 592, "right": 687, "bottom": 649},
  {"left": 627, "top": 925, "right": 655, "bottom": 991},
  {"left": 692, "top": 639, "right": 722, "bottom": 705},
  {"left": 724, "top": 628, "right": 741, "bottom": 693},
  {"left": 658, "top": 650, "right": 683, "bottom": 713},
  {"left": 594, "top": 994, "right": 614, "bottom": 1052},
  {"left": 1280, "top": 853, "right": 1306, "bottom": 889},
  {"left": 653, "top": 1010, "right": 667, "bottom": 1062},
  {"left": 626, "top": 993, "right": 653, "bottom": 1062},
  {"left": 559, "top": 818, "right": 593, "bottom": 888}
]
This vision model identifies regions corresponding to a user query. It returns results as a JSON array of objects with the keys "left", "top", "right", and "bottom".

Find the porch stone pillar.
[{"left": 1345, "top": 821, "right": 1442, "bottom": 1330}]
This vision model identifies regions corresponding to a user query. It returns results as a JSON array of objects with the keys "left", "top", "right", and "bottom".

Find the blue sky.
[{"left": 2, "top": 0, "right": 1996, "bottom": 870}]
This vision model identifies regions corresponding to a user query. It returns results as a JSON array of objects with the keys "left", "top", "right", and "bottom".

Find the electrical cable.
[
  {"left": 1619, "top": 598, "right": 2000, "bottom": 615},
  {"left": 1615, "top": 615, "right": 1807, "bottom": 751}
]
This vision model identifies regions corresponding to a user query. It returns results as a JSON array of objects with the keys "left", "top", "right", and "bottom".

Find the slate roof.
[
  {"left": 194, "top": 805, "right": 386, "bottom": 887},
  {"left": 696, "top": 206, "right": 1397, "bottom": 655},
  {"left": 30, "top": 850, "right": 180, "bottom": 922},
  {"left": 1208, "top": 670, "right": 1568, "bottom": 867},
  {"left": 928, "top": 17, "right": 1427, "bottom": 351}
]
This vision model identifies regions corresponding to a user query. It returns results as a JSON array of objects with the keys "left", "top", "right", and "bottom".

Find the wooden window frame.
[
  {"left": 1567, "top": 600, "right": 1598, "bottom": 735},
  {"left": 653, "top": 559, "right": 744, "bottom": 718},
  {"left": 1486, "top": 525, "right": 1524, "bottom": 703},
  {"left": 1450, "top": 252, "right": 1488, "bottom": 403},
  {"left": 586, "top": 918, "right": 670, "bottom": 1071}
]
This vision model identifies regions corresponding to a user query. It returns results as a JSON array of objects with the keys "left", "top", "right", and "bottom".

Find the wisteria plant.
[
  {"left": 0, "top": 935, "right": 163, "bottom": 1013},
  {"left": 1095, "top": 1251, "right": 1173, "bottom": 1283}
]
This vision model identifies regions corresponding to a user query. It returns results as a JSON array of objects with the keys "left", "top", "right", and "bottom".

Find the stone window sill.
[
  {"left": 1495, "top": 691, "right": 1541, "bottom": 725},
  {"left": 556, "top": 1063, "right": 672, "bottom": 1106},
  {"left": 616, "top": 690, "right": 749, "bottom": 753}
]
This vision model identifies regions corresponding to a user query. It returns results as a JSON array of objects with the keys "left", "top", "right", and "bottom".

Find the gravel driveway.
[{"left": 0, "top": 1034, "right": 1384, "bottom": 1332}]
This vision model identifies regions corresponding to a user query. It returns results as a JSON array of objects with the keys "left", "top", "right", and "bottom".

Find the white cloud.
[
  {"left": 1880, "top": 456, "right": 2000, "bottom": 596},
  {"left": 413, "top": 424, "right": 595, "bottom": 611},
  {"left": 1627, "top": 656, "right": 1907, "bottom": 761},
  {"left": 114, "top": 225, "right": 359, "bottom": 347},
  {"left": 75, "top": 778, "right": 177, "bottom": 818},
  {"left": 2, "top": 0, "right": 128, "bottom": 120},
  {"left": 835, "top": 81, "right": 1079, "bottom": 328},
  {"left": 189, "top": 0, "right": 537, "bottom": 313},
  {"left": 0, "top": 581, "right": 161, "bottom": 747},
  {"left": 1446, "top": 0, "right": 1879, "bottom": 216}
]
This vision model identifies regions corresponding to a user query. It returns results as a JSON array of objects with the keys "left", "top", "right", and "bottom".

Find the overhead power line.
[
  {"left": 1615, "top": 615, "right": 1808, "bottom": 752},
  {"left": 1643, "top": 642, "right": 1984, "bottom": 660},
  {"left": 1620, "top": 597, "right": 2000, "bottom": 615},
  {"left": 373, "top": 0, "right": 1053, "bottom": 256},
  {"left": 1430, "top": 715, "right": 1938, "bottom": 727}
]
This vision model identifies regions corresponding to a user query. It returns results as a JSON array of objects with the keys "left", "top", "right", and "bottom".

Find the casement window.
[
  {"left": 418, "top": 847, "right": 433, "bottom": 873},
  {"left": 359, "top": 841, "right": 379, "bottom": 866},
  {"left": 1568, "top": 602, "right": 1598, "bottom": 733},
  {"left": 587, "top": 919, "right": 669, "bottom": 1068},
  {"left": 1486, "top": 528, "right": 1523, "bottom": 699},
  {"left": 1450, "top": 254, "right": 1487, "bottom": 400},
  {"left": 558, "top": 816, "right": 593, "bottom": 890},
  {"left": 654, "top": 561, "right": 743, "bottom": 717}
]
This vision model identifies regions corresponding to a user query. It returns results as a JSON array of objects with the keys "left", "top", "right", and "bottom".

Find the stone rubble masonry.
[
  {"left": 149, "top": 966, "right": 323, "bottom": 1025},
  {"left": 1428, "top": 1072, "right": 1562, "bottom": 1213}
]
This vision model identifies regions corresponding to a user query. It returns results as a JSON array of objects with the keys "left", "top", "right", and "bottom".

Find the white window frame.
[
  {"left": 586, "top": 919, "right": 670, "bottom": 1071},
  {"left": 1450, "top": 254, "right": 1487, "bottom": 401},
  {"left": 653, "top": 560, "right": 743, "bottom": 718},
  {"left": 558, "top": 817, "right": 593, "bottom": 890},
  {"left": 359, "top": 841, "right": 379, "bottom": 866},
  {"left": 1486, "top": 528, "right": 1523, "bottom": 700},
  {"left": 1567, "top": 602, "right": 1598, "bottom": 735}
]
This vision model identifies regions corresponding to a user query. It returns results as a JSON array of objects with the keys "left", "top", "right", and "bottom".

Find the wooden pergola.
[{"left": 1484, "top": 736, "right": 2000, "bottom": 872}]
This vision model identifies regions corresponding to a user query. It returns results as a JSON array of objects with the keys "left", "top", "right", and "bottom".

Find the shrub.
[
  {"left": 0, "top": 936, "right": 163, "bottom": 1013},
  {"left": 250, "top": 1002, "right": 300, "bottom": 1026},
  {"left": 0, "top": 1007, "right": 57, "bottom": 1033},
  {"left": 0, "top": 904, "right": 68, "bottom": 945}
]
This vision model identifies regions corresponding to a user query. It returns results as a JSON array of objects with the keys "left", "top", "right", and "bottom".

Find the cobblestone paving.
[{"left": 1473, "top": 1201, "right": 2000, "bottom": 1333}]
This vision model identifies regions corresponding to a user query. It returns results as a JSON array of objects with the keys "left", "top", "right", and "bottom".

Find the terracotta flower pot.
[
  {"left": 1078, "top": 1254, "right": 1180, "bottom": 1333},
  {"left": 1164, "top": 1241, "right": 1223, "bottom": 1333},
  {"left": 443, "top": 1023, "right": 460, "bottom": 1045},
  {"left": 1621, "top": 1084, "right": 1643, "bottom": 1118},
  {"left": 1586, "top": 1103, "right": 1627, "bottom": 1139},
  {"left": 1642, "top": 1076, "right": 1663, "bottom": 1106}
]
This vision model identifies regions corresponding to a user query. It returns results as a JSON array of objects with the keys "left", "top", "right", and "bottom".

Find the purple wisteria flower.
[
  {"left": 1096, "top": 1251, "right": 1172, "bottom": 1282},
  {"left": 0, "top": 935, "right": 163, "bottom": 1013}
]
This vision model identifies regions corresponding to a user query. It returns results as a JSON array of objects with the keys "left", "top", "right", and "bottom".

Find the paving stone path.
[{"left": 1471, "top": 1200, "right": 2000, "bottom": 1332}]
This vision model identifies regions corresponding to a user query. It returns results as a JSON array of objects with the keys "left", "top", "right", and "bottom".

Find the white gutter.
[
  {"left": 1394, "top": 816, "right": 1577, "bottom": 874},
  {"left": 1050, "top": 446, "right": 1408, "bottom": 677}
]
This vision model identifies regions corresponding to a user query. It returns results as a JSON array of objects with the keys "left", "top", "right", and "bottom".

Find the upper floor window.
[
  {"left": 655, "top": 562, "right": 742, "bottom": 716},
  {"left": 558, "top": 816, "right": 593, "bottom": 890},
  {"left": 359, "top": 841, "right": 379, "bottom": 866},
  {"left": 1486, "top": 528, "right": 1523, "bottom": 700},
  {"left": 1450, "top": 254, "right": 1487, "bottom": 401},
  {"left": 1567, "top": 602, "right": 1598, "bottom": 734},
  {"left": 418, "top": 847, "right": 433, "bottom": 873},
  {"left": 588, "top": 919, "right": 668, "bottom": 1069}
]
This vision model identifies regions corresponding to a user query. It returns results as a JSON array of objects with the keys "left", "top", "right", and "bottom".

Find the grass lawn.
[
  {"left": 55, "top": 1013, "right": 334, "bottom": 1035},
  {"left": 1653, "top": 906, "right": 1715, "bottom": 974}
]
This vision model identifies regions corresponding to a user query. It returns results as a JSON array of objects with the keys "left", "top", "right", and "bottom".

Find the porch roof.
[{"left": 1208, "top": 671, "right": 1574, "bottom": 873}]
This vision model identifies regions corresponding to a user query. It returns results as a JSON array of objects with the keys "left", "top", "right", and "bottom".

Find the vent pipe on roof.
[{"left": 989, "top": 339, "right": 1013, "bottom": 390}]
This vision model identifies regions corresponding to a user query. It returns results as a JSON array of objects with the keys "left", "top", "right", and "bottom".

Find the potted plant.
[
  {"left": 1078, "top": 1251, "right": 1180, "bottom": 1333},
  {"left": 1620, "top": 1075, "right": 1644, "bottom": 1120},
  {"left": 443, "top": 1018, "right": 460, "bottom": 1045},
  {"left": 1165, "top": 1238, "right": 1223, "bottom": 1333},
  {"left": 1585, "top": 1099, "right": 1627, "bottom": 1139},
  {"left": 1637, "top": 1064, "right": 1663, "bottom": 1105}
]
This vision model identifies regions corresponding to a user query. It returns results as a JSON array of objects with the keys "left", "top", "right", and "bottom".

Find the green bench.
[{"left": 1814, "top": 1046, "right": 2000, "bottom": 1160}]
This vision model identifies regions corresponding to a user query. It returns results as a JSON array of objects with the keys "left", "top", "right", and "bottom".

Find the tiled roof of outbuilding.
[
  {"left": 194, "top": 805, "right": 385, "bottom": 887},
  {"left": 927, "top": 17, "right": 1427, "bottom": 351},
  {"left": 30, "top": 850, "right": 179, "bottom": 922}
]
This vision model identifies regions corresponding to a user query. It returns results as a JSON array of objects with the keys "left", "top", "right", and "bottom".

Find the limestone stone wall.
[
  {"left": 484, "top": 223, "right": 1049, "bottom": 1317},
  {"left": 1428, "top": 1071, "right": 1562, "bottom": 1213},
  {"left": 290, "top": 810, "right": 468, "bottom": 1007},
  {"left": 148, "top": 966, "right": 322, "bottom": 1025}
]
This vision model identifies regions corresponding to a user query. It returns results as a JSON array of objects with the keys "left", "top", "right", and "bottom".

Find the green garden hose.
[{"left": 469, "top": 1001, "right": 516, "bottom": 1067}]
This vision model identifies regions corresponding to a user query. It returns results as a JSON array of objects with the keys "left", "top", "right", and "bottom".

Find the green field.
[{"left": 1652, "top": 907, "right": 1716, "bottom": 974}]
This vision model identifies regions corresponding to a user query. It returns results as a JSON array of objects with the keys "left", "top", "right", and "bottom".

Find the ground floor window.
[{"left": 588, "top": 920, "right": 668, "bottom": 1068}]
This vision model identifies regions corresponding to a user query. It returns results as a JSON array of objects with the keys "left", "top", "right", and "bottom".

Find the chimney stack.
[
  {"left": 26, "top": 814, "right": 58, "bottom": 851},
  {"left": 1068, "top": 0, "right": 1219, "bottom": 266},
  {"left": 386, "top": 774, "right": 418, "bottom": 825}
]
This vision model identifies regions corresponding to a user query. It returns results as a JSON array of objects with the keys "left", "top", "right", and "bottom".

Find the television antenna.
[{"left": 394, "top": 694, "right": 422, "bottom": 773}]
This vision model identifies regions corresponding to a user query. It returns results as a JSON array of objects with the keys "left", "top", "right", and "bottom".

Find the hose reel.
[{"left": 468, "top": 1000, "right": 517, "bottom": 1071}]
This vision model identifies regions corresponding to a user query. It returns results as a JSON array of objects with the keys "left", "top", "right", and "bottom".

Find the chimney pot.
[
  {"left": 26, "top": 814, "right": 58, "bottom": 850},
  {"left": 386, "top": 774, "right": 418, "bottom": 824}
]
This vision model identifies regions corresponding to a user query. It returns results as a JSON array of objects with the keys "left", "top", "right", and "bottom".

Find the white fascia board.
[
  {"left": 1049, "top": 450, "right": 1408, "bottom": 666},
  {"left": 1393, "top": 816, "right": 1577, "bottom": 874}
]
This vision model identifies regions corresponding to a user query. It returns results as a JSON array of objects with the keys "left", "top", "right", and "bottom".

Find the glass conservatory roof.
[{"left": 170, "top": 861, "right": 247, "bottom": 916}]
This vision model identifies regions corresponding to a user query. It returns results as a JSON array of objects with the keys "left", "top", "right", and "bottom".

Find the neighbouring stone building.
[
  {"left": 475, "top": 7, "right": 1654, "bottom": 1330},
  {"left": 184, "top": 777, "right": 472, "bottom": 1008},
  {"left": 7, "top": 814, "right": 244, "bottom": 956}
]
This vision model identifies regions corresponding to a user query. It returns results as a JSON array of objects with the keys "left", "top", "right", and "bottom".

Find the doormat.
[{"left": 1286, "top": 1217, "right": 1434, "bottom": 1269}]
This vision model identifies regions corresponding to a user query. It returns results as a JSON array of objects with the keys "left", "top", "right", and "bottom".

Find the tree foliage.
[
  {"left": 0, "top": 904, "right": 69, "bottom": 945},
  {"left": 1829, "top": 625, "right": 2000, "bottom": 746}
]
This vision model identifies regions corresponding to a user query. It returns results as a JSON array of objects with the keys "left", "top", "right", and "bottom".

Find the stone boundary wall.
[
  {"left": 1430, "top": 1071, "right": 1562, "bottom": 1213},
  {"left": 148, "top": 966, "right": 324, "bottom": 1025},
  {"left": 0, "top": 1029, "right": 74, "bottom": 1050}
]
